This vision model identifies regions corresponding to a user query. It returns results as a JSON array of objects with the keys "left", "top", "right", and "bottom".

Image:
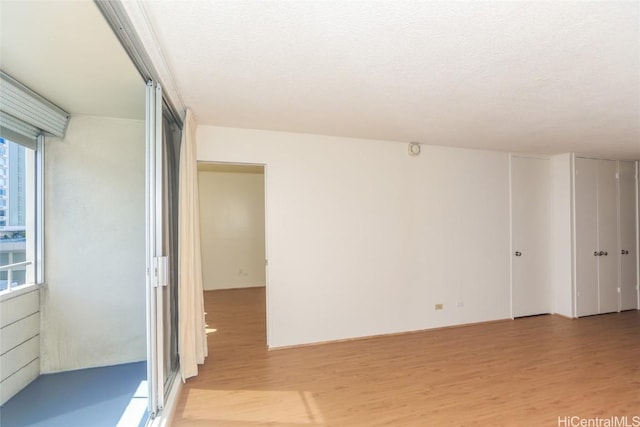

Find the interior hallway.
[{"left": 173, "top": 287, "right": 640, "bottom": 426}]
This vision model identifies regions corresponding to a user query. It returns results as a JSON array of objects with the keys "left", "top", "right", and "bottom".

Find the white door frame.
[{"left": 196, "top": 161, "right": 270, "bottom": 346}]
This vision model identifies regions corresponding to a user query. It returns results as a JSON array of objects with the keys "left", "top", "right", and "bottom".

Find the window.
[
  {"left": 0, "top": 137, "right": 38, "bottom": 292},
  {"left": 0, "top": 71, "right": 65, "bottom": 294}
]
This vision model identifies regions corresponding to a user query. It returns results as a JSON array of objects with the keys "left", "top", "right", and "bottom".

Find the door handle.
[
  {"left": 514, "top": 251, "right": 522, "bottom": 257},
  {"left": 621, "top": 249, "right": 629, "bottom": 255},
  {"left": 594, "top": 251, "right": 599, "bottom": 256},
  {"left": 598, "top": 251, "right": 608, "bottom": 256}
]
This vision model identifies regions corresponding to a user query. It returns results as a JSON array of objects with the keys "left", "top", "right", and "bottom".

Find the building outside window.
[
  {"left": 0, "top": 71, "right": 64, "bottom": 293},
  {"left": 0, "top": 137, "right": 35, "bottom": 291}
]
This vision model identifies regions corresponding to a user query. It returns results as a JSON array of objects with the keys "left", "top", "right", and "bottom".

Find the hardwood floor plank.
[{"left": 173, "top": 288, "right": 640, "bottom": 426}]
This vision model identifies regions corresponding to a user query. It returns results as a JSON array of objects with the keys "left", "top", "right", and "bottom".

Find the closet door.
[
  {"left": 597, "top": 160, "right": 619, "bottom": 314},
  {"left": 619, "top": 161, "right": 638, "bottom": 310},
  {"left": 511, "top": 156, "right": 552, "bottom": 317},
  {"left": 575, "top": 158, "right": 599, "bottom": 316}
]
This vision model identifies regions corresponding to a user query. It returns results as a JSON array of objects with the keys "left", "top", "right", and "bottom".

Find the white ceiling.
[
  {"left": 143, "top": 0, "right": 640, "bottom": 159},
  {"left": 0, "top": 0, "right": 144, "bottom": 120},
  {"left": 1, "top": 1, "right": 637, "bottom": 158}
]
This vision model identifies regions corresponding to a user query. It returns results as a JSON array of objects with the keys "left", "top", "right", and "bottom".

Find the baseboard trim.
[
  {"left": 204, "top": 285, "right": 265, "bottom": 292},
  {"left": 268, "top": 318, "right": 513, "bottom": 351},
  {"left": 552, "top": 313, "right": 576, "bottom": 320}
]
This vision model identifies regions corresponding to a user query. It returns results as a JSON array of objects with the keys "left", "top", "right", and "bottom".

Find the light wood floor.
[{"left": 172, "top": 287, "right": 640, "bottom": 426}]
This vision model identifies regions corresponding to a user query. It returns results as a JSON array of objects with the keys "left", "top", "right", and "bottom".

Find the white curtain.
[{"left": 178, "top": 109, "right": 207, "bottom": 381}]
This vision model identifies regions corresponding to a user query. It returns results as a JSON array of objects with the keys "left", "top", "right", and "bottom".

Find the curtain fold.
[{"left": 178, "top": 109, "right": 207, "bottom": 381}]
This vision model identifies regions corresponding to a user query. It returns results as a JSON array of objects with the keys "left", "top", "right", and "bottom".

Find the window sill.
[{"left": 0, "top": 283, "right": 40, "bottom": 302}]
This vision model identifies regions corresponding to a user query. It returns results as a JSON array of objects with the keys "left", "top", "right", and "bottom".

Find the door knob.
[{"left": 514, "top": 251, "right": 522, "bottom": 257}]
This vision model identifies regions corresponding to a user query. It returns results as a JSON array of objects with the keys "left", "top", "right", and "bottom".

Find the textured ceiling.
[
  {"left": 143, "top": 0, "right": 639, "bottom": 159},
  {"left": 0, "top": 0, "right": 144, "bottom": 120}
]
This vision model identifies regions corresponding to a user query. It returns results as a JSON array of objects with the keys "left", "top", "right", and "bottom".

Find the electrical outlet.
[{"left": 435, "top": 304, "right": 443, "bottom": 310}]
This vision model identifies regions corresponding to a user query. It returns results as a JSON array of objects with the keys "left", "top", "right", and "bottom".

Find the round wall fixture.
[{"left": 408, "top": 142, "right": 421, "bottom": 156}]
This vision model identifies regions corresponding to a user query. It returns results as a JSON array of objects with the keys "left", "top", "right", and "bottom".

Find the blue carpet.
[{"left": 0, "top": 361, "right": 148, "bottom": 427}]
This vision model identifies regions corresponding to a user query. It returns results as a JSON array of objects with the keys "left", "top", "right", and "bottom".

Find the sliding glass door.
[
  {"left": 160, "top": 99, "right": 181, "bottom": 400},
  {"left": 145, "top": 81, "right": 180, "bottom": 419}
]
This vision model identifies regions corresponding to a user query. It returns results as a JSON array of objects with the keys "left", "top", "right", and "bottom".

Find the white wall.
[
  {"left": 551, "top": 154, "right": 574, "bottom": 317},
  {"left": 0, "top": 287, "right": 40, "bottom": 404},
  {"left": 198, "top": 169, "right": 266, "bottom": 290},
  {"left": 197, "top": 126, "right": 511, "bottom": 348},
  {"left": 41, "top": 115, "right": 146, "bottom": 372}
]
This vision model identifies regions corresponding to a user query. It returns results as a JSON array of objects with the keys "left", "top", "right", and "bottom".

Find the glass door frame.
[{"left": 145, "top": 80, "right": 166, "bottom": 417}]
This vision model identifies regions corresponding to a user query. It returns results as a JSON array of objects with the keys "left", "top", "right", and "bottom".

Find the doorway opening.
[{"left": 197, "top": 162, "right": 268, "bottom": 348}]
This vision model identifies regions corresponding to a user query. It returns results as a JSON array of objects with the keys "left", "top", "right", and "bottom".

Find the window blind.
[{"left": 0, "top": 71, "right": 70, "bottom": 147}]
